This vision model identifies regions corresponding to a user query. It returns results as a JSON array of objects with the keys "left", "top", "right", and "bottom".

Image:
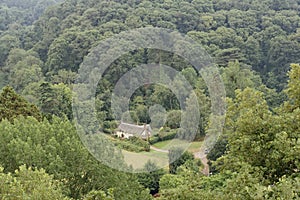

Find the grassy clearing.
[
  {"left": 122, "top": 149, "right": 169, "bottom": 170},
  {"left": 187, "top": 141, "right": 203, "bottom": 153},
  {"left": 152, "top": 139, "right": 203, "bottom": 153},
  {"left": 106, "top": 133, "right": 203, "bottom": 169}
]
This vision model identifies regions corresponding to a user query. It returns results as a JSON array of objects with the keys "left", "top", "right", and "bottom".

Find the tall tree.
[
  {"left": 0, "top": 86, "right": 42, "bottom": 122},
  {"left": 0, "top": 165, "right": 69, "bottom": 200},
  {"left": 137, "top": 161, "right": 165, "bottom": 195}
]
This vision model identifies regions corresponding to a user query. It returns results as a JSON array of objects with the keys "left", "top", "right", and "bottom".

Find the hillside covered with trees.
[{"left": 0, "top": 0, "right": 299, "bottom": 199}]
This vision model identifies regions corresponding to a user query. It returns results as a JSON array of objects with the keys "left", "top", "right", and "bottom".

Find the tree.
[
  {"left": 0, "top": 165, "right": 69, "bottom": 200},
  {"left": 179, "top": 93, "right": 201, "bottom": 140},
  {"left": 0, "top": 116, "right": 152, "bottom": 199},
  {"left": 38, "top": 82, "right": 58, "bottom": 118},
  {"left": 284, "top": 63, "right": 300, "bottom": 109},
  {"left": 83, "top": 189, "right": 115, "bottom": 200},
  {"left": 168, "top": 148, "right": 194, "bottom": 174},
  {"left": 0, "top": 35, "right": 20, "bottom": 67},
  {"left": 38, "top": 82, "right": 72, "bottom": 119},
  {"left": 165, "top": 110, "right": 181, "bottom": 129},
  {"left": 0, "top": 86, "right": 42, "bottom": 122},
  {"left": 215, "top": 48, "right": 245, "bottom": 66},
  {"left": 136, "top": 104, "right": 150, "bottom": 124},
  {"left": 220, "top": 61, "right": 262, "bottom": 98},
  {"left": 242, "top": 36, "right": 262, "bottom": 68},
  {"left": 51, "top": 69, "right": 77, "bottom": 85},
  {"left": 7, "top": 55, "right": 44, "bottom": 92},
  {"left": 137, "top": 161, "right": 165, "bottom": 195},
  {"left": 148, "top": 104, "right": 167, "bottom": 129},
  {"left": 150, "top": 85, "right": 179, "bottom": 111},
  {"left": 217, "top": 87, "right": 299, "bottom": 183},
  {"left": 206, "top": 136, "right": 227, "bottom": 174}
]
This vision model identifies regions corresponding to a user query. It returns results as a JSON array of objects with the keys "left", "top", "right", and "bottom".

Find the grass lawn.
[
  {"left": 122, "top": 149, "right": 169, "bottom": 170},
  {"left": 188, "top": 141, "right": 203, "bottom": 153},
  {"left": 104, "top": 133, "right": 203, "bottom": 170},
  {"left": 152, "top": 139, "right": 203, "bottom": 153},
  {"left": 122, "top": 140, "right": 203, "bottom": 170}
]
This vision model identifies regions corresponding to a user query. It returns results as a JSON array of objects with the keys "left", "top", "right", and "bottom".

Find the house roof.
[{"left": 118, "top": 122, "right": 152, "bottom": 137}]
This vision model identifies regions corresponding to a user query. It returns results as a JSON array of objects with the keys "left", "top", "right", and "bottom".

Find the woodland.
[{"left": 0, "top": 0, "right": 299, "bottom": 199}]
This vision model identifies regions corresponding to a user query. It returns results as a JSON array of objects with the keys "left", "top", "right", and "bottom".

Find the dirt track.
[{"left": 193, "top": 151, "right": 209, "bottom": 176}]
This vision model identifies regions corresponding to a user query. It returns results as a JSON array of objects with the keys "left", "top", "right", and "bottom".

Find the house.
[{"left": 115, "top": 122, "right": 152, "bottom": 140}]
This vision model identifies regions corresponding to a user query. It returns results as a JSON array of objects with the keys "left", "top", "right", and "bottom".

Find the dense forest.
[{"left": 0, "top": 0, "right": 299, "bottom": 199}]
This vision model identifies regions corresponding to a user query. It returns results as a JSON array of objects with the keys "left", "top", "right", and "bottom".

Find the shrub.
[
  {"left": 158, "top": 129, "right": 177, "bottom": 141},
  {"left": 102, "top": 120, "right": 118, "bottom": 133},
  {"left": 112, "top": 136, "right": 150, "bottom": 152},
  {"left": 149, "top": 136, "right": 160, "bottom": 145},
  {"left": 168, "top": 148, "right": 194, "bottom": 174},
  {"left": 115, "top": 141, "right": 145, "bottom": 152},
  {"left": 165, "top": 110, "right": 181, "bottom": 129},
  {"left": 149, "top": 129, "right": 177, "bottom": 145},
  {"left": 129, "top": 136, "right": 150, "bottom": 151}
]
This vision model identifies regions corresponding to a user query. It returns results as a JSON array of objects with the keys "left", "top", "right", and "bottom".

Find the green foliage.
[
  {"left": 1, "top": 0, "right": 300, "bottom": 198},
  {"left": 0, "top": 165, "right": 69, "bottom": 200},
  {"left": 135, "top": 104, "right": 151, "bottom": 124},
  {"left": 267, "top": 176, "right": 300, "bottom": 199},
  {"left": 159, "top": 174, "right": 185, "bottom": 190},
  {"left": 120, "top": 110, "right": 139, "bottom": 124},
  {"left": 158, "top": 166, "right": 228, "bottom": 200},
  {"left": 112, "top": 136, "right": 150, "bottom": 152},
  {"left": 51, "top": 69, "right": 77, "bottom": 85},
  {"left": 168, "top": 148, "right": 194, "bottom": 174},
  {"left": 4, "top": 49, "right": 44, "bottom": 92},
  {"left": 0, "top": 86, "right": 42, "bottom": 122},
  {"left": 149, "top": 128, "right": 191, "bottom": 144},
  {"left": 207, "top": 136, "right": 227, "bottom": 162},
  {"left": 285, "top": 63, "right": 300, "bottom": 109},
  {"left": 149, "top": 135, "right": 160, "bottom": 145},
  {"left": 0, "top": 35, "right": 20, "bottom": 66},
  {"left": 113, "top": 140, "right": 145, "bottom": 153},
  {"left": 0, "top": 0, "right": 63, "bottom": 31},
  {"left": 179, "top": 93, "right": 201, "bottom": 140},
  {"left": 38, "top": 82, "right": 72, "bottom": 119},
  {"left": 150, "top": 85, "right": 179, "bottom": 111},
  {"left": 137, "top": 161, "right": 164, "bottom": 195},
  {"left": 160, "top": 66, "right": 300, "bottom": 198},
  {"left": 218, "top": 88, "right": 299, "bottom": 181},
  {"left": 157, "top": 128, "right": 177, "bottom": 142},
  {"left": 176, "top": 159, "right": 202, "bottom": 175},
  {"left": 83, "top": 189, "right": 115, "bottom": 200},
  {"left": 207, "top": 136, "right": 227, "bottom": 174},
  {"left": 129, "top": 136, "right": 150, "bottom": 151},
  {"left": 103, "top": 120, "right": 118, "bottom": 134},
  {"left": 165, "top": 110, "right": 181, "bottom": 129},
  {"left": 220, "top": 61, "right": 262, "bottom": 98},
  {"left": 0, "top": 116, "right": 151, "bottom": 199}
]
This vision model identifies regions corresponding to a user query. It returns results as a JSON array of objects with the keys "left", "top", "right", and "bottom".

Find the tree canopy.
[{"left": 0, "top": 0, "right": 299, "bottom": 199}]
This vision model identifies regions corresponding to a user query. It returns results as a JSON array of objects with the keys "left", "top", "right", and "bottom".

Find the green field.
[
  {"left": 152, "top": 139, "right": 203, "bottom": 153},
  {"left": 122, "top": 140, "right": 203, "bottom": 170},
  {"left": 122, "top": 149, "right": 169, "bottom": 170}
]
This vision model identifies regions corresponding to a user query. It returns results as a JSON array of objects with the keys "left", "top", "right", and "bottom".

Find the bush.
[
  {"left": 149, "top": 136, "right": 160, "bottom": 145},
  {"left": 165, "top": 110, "right": 181, "bottom": 129},
  {"left": 129, "top": 136, "right": 150, "bottom": 151},
  {"left": 115, "top": 141, "right": 145, "bottom": 152},
  {"left": 158, "top": 129, "right": 177, "bottom": 141},
  {"left": 112, "top": 137, "right": 150, "bottom": 152},
  {"left": 149, "top": 128, "right": 177, "bottom": 145},
  {"left": 102, "top": 120, "right": 118, "bottom": 134},
  {"left": 168, "top": 148, "right": 194, "bottom": 174}
]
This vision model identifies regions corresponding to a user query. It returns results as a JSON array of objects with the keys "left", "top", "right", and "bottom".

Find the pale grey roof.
[{"left": 118, "top": 122, "right": 152, "bottom": 138}]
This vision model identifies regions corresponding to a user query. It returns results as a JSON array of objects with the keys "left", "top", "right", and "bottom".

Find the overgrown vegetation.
[
  {"left": 111, "top": 136, "right": 150, "bottom": 152},
  {"left": 0, "top": 0, "right": 299, "bottom": 199}
]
